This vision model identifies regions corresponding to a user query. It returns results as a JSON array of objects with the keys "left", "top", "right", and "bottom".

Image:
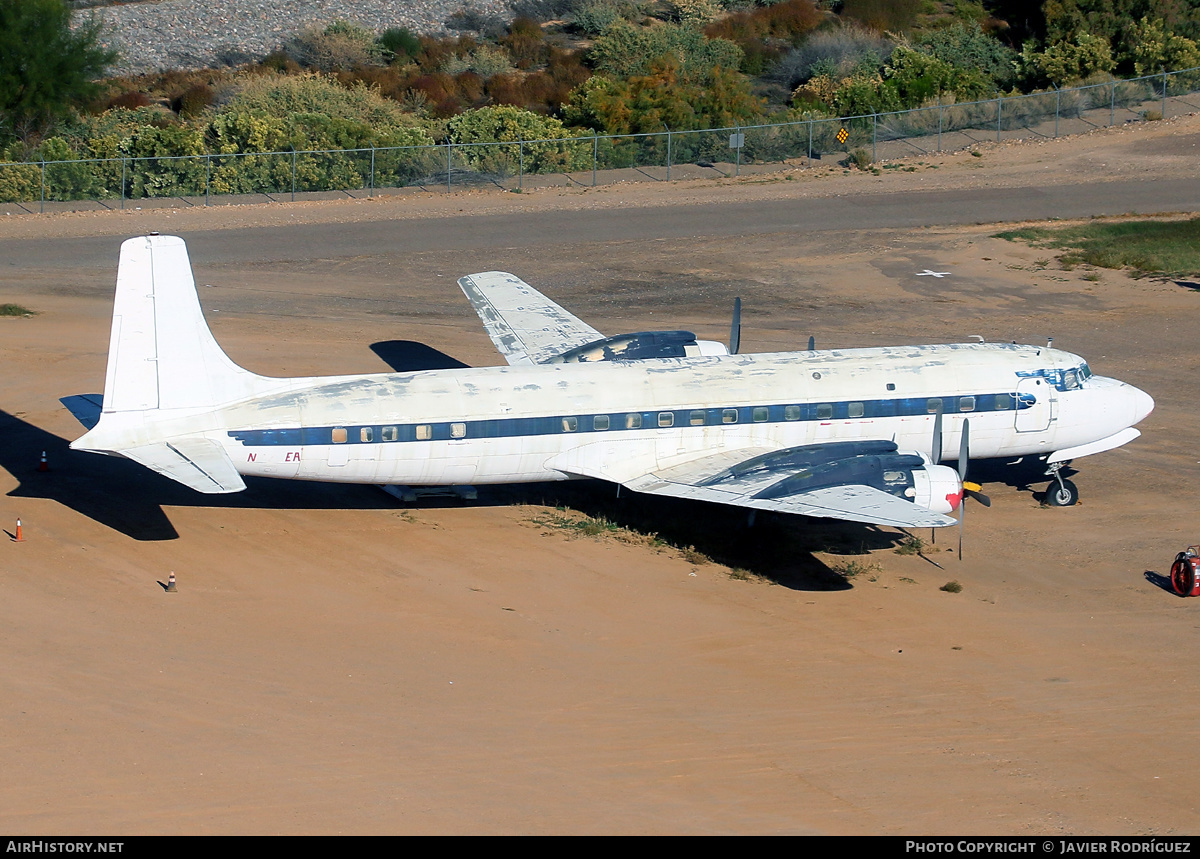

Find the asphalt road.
[{"left": 2, "top": 176, "right": 1199, "bottom": 279}]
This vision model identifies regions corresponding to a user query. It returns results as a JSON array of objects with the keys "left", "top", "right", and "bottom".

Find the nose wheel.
[{"left": 1044, "top": 461, "right": 1079, "bottom": 506}]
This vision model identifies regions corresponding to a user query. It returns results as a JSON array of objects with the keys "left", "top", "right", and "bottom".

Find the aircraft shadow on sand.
[{"left": 3, "top": 402, "right": 930, "bottom": 589}]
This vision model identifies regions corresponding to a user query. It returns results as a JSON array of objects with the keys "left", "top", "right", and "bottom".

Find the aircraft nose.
[{"left": 1130, "top": 385, "right": 1154, "bottom": 424}]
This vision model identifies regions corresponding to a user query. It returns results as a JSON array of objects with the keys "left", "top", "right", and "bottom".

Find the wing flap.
[
  {"left": 458, "top": 272, "right": 604, "bottom": 366},
  {"left": 121, "top": 439, "right": 246, "bottom": 494}
]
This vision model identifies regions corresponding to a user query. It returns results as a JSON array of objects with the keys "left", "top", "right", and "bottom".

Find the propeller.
[
  {"left": 956, "top": 419, "right": 992, "bottom": 560},
  {"left": 807, "top": 335, "right": 815, "bottom": 351}
]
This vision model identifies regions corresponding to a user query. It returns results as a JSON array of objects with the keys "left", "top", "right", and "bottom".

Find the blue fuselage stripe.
[{"left": 228, "top": 392, "right": 1024, "bottom": 447}]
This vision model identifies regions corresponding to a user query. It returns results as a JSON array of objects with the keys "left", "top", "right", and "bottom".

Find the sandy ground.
[{"left": 1, "top": 116, "right": 1199, "bottom": 835}]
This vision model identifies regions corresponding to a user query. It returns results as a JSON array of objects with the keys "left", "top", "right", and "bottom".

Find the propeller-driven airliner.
[{"left": 63, "top": 235, "right": 1153, "bottom": 534}]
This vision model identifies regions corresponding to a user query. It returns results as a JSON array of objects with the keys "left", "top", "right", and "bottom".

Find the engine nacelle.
[{"left": 911, "top": 464, "right": 964, "bottom": 515}]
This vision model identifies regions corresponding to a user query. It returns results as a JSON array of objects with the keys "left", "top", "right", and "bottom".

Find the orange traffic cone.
[
  {"left": 166, "top": 572, "right": 177, "bottom": 593},
  {"left": 37, "top": 451, "right": 48, "bottom": 473},
  {"left": 13, "top": 518, "right": 24, "bottom": 542}
]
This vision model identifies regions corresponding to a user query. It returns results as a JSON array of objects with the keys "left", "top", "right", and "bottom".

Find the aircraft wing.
[
  {"left": 557, "top": 442, "right": 957, "bottom": 529},
  {"left": 457, "top": 271, "right": 604, "bottom": 366}
]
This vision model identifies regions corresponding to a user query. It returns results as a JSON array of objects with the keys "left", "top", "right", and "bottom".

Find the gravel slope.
[{"left": 80, "top": 0, "right": 512, "bottom": 76}]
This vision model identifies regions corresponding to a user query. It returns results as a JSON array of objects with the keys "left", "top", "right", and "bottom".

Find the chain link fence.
[{"left": 4, "top": 67, "right": 1200, "bottom": 212}]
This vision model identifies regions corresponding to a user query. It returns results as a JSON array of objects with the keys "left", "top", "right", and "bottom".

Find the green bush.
[
  {"left": 589, "top": 21, "right": 743, "bottom": 79},
  {"left": 445, "top": 105, "right": 590, "bottom": 174}
]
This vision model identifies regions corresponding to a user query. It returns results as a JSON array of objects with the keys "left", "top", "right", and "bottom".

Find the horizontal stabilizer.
[
  {"left": 60, "top": 394, "right": 104, "bottom": 430},
  {"left": 121, "top": 439, "right": 246, "bottom": 494},
  {"left": 458, "top": 271, "right": 604, "bottom": 365}
]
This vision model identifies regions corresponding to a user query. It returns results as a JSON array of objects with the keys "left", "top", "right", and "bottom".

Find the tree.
[{"left": 0, "top": 0, "right": 118, "bottom": 135}]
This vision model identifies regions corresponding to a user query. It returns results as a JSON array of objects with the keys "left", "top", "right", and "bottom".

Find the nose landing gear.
[{"left": 1043, "top": 460, "right": 1079, "bottom": 507}]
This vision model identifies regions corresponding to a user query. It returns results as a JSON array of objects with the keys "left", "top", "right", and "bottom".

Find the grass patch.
[
  {"left": 829, "top": 558, "right": 880, "bottom": 579},
  {"left": 893, "top": 534, "right": 928, "bottom": 556},
  {"left": 940, "top": 580, "right": 963, "bottom": 593},
  {"left": 994, "top": 217, "right": 1200, "bottom": 277},
  {"left": 0, "top": 303, "right": 35, "bottom": 317}
]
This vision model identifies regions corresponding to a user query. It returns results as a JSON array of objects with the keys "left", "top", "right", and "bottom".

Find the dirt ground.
[{"left": 1, "top": 116, "right": 1199, "bottom": 835}]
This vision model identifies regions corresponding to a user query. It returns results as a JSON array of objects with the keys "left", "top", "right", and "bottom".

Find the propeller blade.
[
  {"left": 931, "top": 407, "right": 943, "bottom": 463},
  {"left": 958, "top": 418, "right": 970, "bottom": 483},
  {"left": 807, "top": 335, "right": 815, "bottom": 351},
  {"left": 964, "top": 482, "right": 992, "bottom": 507},
  {"left": 958, "top": 419, "right": 969, "bottom": 561},
  {"left": 729, "top": 297, "right": 741, "bottom": 355},
  {"left": 958, "top": 502, "right": 964, "bottom": 561}
]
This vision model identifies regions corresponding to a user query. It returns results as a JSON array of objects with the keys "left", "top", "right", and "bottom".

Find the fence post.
[
  {"left": 1054, "top": 85, "right": 1060, "bottom": 137},
  {"left": 1110, "top": 79, "right": 1115, "bottom": 126},
  {"left": 1162, "top": 67, "right": 1168, "bottom": 118},
  {"left": 807, "top": 118, "right": 812, "bottom": 167},
  {"left": 592, "top": 134, "right": 597, "bottom": 187},
  {"left": 937, "top": 98, "right": 942, "bottom": 152},
  {"left": 872, "top": 113, "right": 877, "bottom": 162},
  {"left": 291, "top": 149, "right": 296, "bottom": 202},
  {"left": 664, "top": 124, "right": 671, "bottom": 181},
  {"left": 120, "top": 157, "right": 125, "bottom": 210},
  {"left": 735, "top": 122, "right": 740, "bottom": 176},
  {"left": 996, "top": 94, "right": 1001, "bottom": 142},
  {"left": 369, "top": 147, "right": 375, "bottom": 197},
  {"left": 519, "top": 139, "right": 524, "bottom": 190},
  {"left": 39, "top": 160, "right": 45, "bottom": 214},
  {"left": 447, "top": 142, "right": 452, "bottom": 193},
  {"left": 205, "top": 153, "right": 211, "bottom": 206}
]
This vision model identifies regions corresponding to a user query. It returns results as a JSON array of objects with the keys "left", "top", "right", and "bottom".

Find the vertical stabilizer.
[{"left": 101, "top": 235, "right": 273, "bottom": 413}]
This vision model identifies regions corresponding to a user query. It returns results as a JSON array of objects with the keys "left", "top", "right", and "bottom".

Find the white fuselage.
[{"left": 89, "top": 342, "right": 1151, "bottom": 488}]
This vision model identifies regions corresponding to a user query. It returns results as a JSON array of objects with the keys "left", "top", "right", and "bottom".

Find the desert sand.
[{"left": 1, "top": 116, "right": 1198, "bottom": 835}]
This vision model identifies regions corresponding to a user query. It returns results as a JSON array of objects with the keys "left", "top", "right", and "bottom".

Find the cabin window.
[
  {"left": 658, "top": 412, "right": 674, "bottom": 428},
  {"left": 784, "top": 405, "right": 801, "bottom": 421},
  {"left": 959, "top": 396, "right": 976, "bottom": 412},
  {"left": 382, "top": 426, "right": 398, "bottom": 442},
  {"left": 562, "top": 416, "right": 578, "bottom": 432},
  {"left": 848, "top": 402, "right": 864, "bottom": 418},
  {"left": 926, "top": 398, "right": 943, "bottom": 414},
  {"left": 722, "top": 409, "right": 739, "bottom": 424},
  {"left": 360, "top": 427, "right": 373, "bottom": 443},
  {"left": 690, "top": 410, "right": 706, "bottom": 426},
  {"left": 416, "top": 424, "right": 432, "bottom": 440},
  {"left": 994, "top": 394, "right": 1012, "bottom": 411},
  {"left": 886, "top": 383, "right": 896, "bottom": 391},
  {"left": 450, "top": 423, "right": 466, "bottom": 439},
  {"left": 626, "top": 413, "right": 642, "bottom": 429},
  {"left": 816, "top": 404, "right": 833, "bottom": 420},
  {"left": 593, "top": 415, "right": 610, "bottom": 431},
  {"left": 752, "top": 407, "right": 769, "bottom": 423},
  {"left": 331, "top": 427, "right": 347, "bottom": 444}
]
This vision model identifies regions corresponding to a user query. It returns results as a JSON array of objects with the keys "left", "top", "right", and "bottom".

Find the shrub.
[
  {"left": 280, "top": 21, "right": 386, "bottom": 72},
  {"left": 589, "top": 21, "right": 744, "bottom": 79},
  {"left": 1020, "top": 33, "right": 1116, "bottom": 87},
  {"left": 379, "top": 27, "right": 422, "bottom": 64},
  {"left": 915, "top": 22, "right": 1019, "bottom": 90},
  {"left": 440, "top": 44, "right": 515, "bottom": 77},
  {"left": 772, "top": 23, "right": 892, "bottom": 89},
  {"left": 445, "top": 105, "right": 590, "bottom": 174},
  {"left": 1128, "top": 16, "right": 1200, "bottom": 76},
  {"left": 841, "top": 0, "right": 921, "bottom": 34}
]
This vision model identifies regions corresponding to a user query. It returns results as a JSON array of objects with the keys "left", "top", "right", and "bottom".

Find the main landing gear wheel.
[
  {"left": 1171, "top": 554, "right": 1200, "bottom": 597},
  {"left": 1045, "top": 478, "right": 1079, "bottom": 507}
]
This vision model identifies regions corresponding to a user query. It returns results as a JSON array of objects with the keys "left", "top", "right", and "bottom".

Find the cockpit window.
[{"left": 1063, "top": 370, "right": 1079, "bottom": 390}]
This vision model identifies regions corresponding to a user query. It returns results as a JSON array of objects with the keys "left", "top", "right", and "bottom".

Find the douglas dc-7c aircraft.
[{"left": 63, "top": 235, "right": 1154, "bottom": 533}]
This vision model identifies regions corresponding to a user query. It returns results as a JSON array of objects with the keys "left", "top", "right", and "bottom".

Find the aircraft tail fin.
[{"left": 99, "top": 234, "right": 274, "bottom": 414}]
